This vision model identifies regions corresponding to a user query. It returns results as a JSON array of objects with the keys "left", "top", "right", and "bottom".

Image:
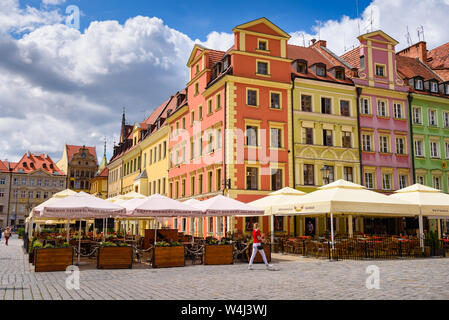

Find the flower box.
[
  {"left": 153, "top": 245, "right": 185, "bottom": 268},
  {"left": 97, "top": 246, "right": 133, "bottom": 269},
  {"left": 34, "top": 247, "right": 74, "bottom": 272},
  {"left": 247, "top": 245, "right": 271, "bottom": 263},
  {"left": 203, "top": 244, "right": 234, "bottom": 265}
]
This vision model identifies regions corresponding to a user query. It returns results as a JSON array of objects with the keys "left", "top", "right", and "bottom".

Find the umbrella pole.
[
  {"left": 66, "top": 219, "right": 69, "bottom": 244},
  {"left": 78, "top": 220, "right": 81, "bottom": 265},
  {"left": 330, "top": 212, "right": 335, "bottom": 250},
  {"left": 419, "top": 208, "right": 424, "bottom": 252},
  {"left": 271, "top": 213, "right": 274, "bottom": 251}
]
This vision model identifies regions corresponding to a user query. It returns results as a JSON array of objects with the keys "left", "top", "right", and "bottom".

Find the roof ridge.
[{"left": 416, "top": 57, "right": 444, "bottom": 82}]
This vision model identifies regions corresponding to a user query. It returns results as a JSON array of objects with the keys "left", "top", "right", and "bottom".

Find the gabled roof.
[
  {"left": 396, "top": 55, "right": 443, "bottom": 82},
  {"left": 96, "top": 166, "right": 109, "bottom": 178},
  {"left": 10, "top": 152, "right": 65, "bottom": 175},
  {"left": 232, "top": 17, "right": 290, "bottom": 39},
  {"left": 427, "top": 42, "right": 449, "bottom": 69},
  {"left": 358, "top": 30, "right": 399, "bottom": 46},
  {"left": 66, "top": 145, "right": 97, "bottom": 163},
  {"left": 186, "top": 44, "right": 207, "bottom": 67}
]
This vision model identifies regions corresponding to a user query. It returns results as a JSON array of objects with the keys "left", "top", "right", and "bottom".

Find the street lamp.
[{"left": 321, "top": 165, "right": 330, "bottom": 185}]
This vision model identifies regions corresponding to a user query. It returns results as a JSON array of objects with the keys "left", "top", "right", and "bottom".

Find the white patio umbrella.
[
  {"left": 115, "top": 192, "right": 146, "bottom": 236},
  {"left": 390, "top": 184, "right": 449, "bottom": 249},
  {"left": 273, "top": 180, "right": 420, "bottom": 248},
  {"left": 127, "top": 194, "right": 203, "bottom": 245},
  {"left": 193, "top": 195, "right": 264, "bottom": 238},
  {"left": 248, "top": 187, "right": 306, "bottom": 245},
  {"left": 38, "top": 193, "right": 125, "bottom": 265}
]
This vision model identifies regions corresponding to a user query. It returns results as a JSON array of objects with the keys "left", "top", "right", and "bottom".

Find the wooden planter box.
[
  {"left": 153, "top": 246, "right": 185, "bottom": 268},
  {"left": 247, "top": 245, "right": 271, "bottom": 263},
  {"left": 97, "top": 246, "right": 133, "bottom": 269},
  {"left": 203, "top": 244, "right": 234, "bottom": 265},
  {"left": 34, "top": 247, "right": 74, "bottom": 272}
]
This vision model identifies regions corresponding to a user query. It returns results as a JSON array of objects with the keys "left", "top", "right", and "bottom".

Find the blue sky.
[
  {"left": 23, "top": 0, "right": 373, "bottom": 41},
  {"left": 1, "top": 0, "right": 448, "bottom": 162}
]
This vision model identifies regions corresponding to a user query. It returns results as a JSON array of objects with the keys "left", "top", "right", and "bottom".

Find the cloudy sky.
[{"left": 1, "top": 0, "right": 449, "bottom": 163}]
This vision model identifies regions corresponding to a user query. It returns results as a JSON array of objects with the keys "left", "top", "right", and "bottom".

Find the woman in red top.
[{"left": 248, "top": 223, "right": 273, "bottom": 270}]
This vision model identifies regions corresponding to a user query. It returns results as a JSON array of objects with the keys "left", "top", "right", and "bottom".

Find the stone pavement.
[{"left": 1, "top": 235, "right": 449, "bottom": 300}]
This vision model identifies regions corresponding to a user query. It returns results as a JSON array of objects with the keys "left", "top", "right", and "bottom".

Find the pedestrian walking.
[
  {"left": 4, "top": 226, "right": 11, "bottom": 246},
  {"left": 248, "top": 223, "right": 273, "bottom": 270}
]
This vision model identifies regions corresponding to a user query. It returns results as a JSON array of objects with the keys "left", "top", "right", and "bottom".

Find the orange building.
[{"left": 167, "top": 18, "right": 293, "bottom": 237}]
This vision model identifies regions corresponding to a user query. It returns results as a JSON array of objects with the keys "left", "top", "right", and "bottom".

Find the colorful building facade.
[
  {"left": 341, "top": 31, "right": 412, "bottom": 194},
  {"left": 0, "top": 160, "right": 11, "bottom": 227}
]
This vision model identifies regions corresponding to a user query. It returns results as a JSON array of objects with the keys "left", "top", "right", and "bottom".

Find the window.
[
  {"left": 190, "top": 111, "right": 195, "bottom": 126},
  {"left": 316, "top": 66, "right": 326, "bottom": 76},
  {"left": 375, "top": 65, "right": 385, "bottom": 77},
  {"left": 433, "top": 176, "right": 441, "bottom": 190},
  {"left": 344, "top": 167, "right": 353, "bottom": 182},
  {"left": 270, "top": 92, "right": 280, "bottom": 109},
  {"left": 198, "top": 106, "right": 203, "bottom": 120},
  {"left": 246, "top": 167, "right": 258, "bottom": 190},
  {"left": 360, "top": 98, "right": 370, "bottom": 115},
  {"left": 446, "top": 84, "right": 449, "bottom": 95},
  {"left": 216, "top": 94, "right": 221, "bottom": 109},
  {"left": 246, "top": 126, "right": 258, "bottom": 146},
  {"left": 360, "top": 56, "right": 365, "bottom": 70},
  {"left": 431, "top": 82, "right": 439, "bottom": 93},
  {"left": 396, "top": 137, "right": 405, "bottom": 155},
  {"left": 417, "top": 176, "right": 425, "bottom": 185},
  {"left": 173, "top": 218, "right": 178, "bottom": 229},
  {"left": 399, "top": 175, "right": 408, "bottom": 189},
  {"left": 274, "top": 216, "right": 284, "bottom": 232},
  {"left": 247, "top": 90, "right": 257, "bottom": 106},
  {"left": 393, "top": 103, "right": 403, "bottom": 119},
  {"left": 181, "top": 179, "right": 186, "bottom": 197},
  {"left": 328, "top": 166, "right": 335, "bottom": 183},
  {"left": 36, "top": 191, "right": 41, "bottom": 199},
  {"left": 257, "top": 61, "right": 268, "bottom": 75},
  {"left": 304, "top": 128, "right": 313, "bottom": 145},
  {"left": 208, "top": 134, "right": 213, "bottom": 153},
  {"left": 377, "top": 100, "right": 387, "bottom": 117},
  {"left": 216, "top": 169, "right": 222, "bottom": 191},
  {"left": 194, "top": 82, "right": 199, "bottom": 95},
  {"left": 340, "top": 100, "right": 350, "bottom": 116},
  {"left": 216, "top": 129, "right": 222, "bottom": 149},
  {"left": 301, "top": 95, "right": 312, "bottom": 112},
  {"left": 207, "top": 171, "right": 213, "bottom": 192},
  {"left": 323, "top": 130, "right": 333, "bottom": 146},
  {"left": 414, "top": 140, "right": 424, "bottom": 157},
  {"left": 207, "top": 100, "right": 213, "bottom": 114},
  {"left": 217, "top": 217, "right": 224, "bottom": 234},
  {"left": 321, "top": 98, "right": 331, "bottom": 114},
  {"left": 270, "top": 128, "right": 282, "bottom": 148},
  {"left": 190, "top": 176, "right": 195, "bottom": 195},
  {"left": 258, "top": 40, "right": 267, "bottom": 51},
  {"left": 0, "top": 189, "right": 4, "bottom": 198},
  {"left": 335, "top": 69, "right": 344, "bottom": 80},
  {"left": 297, "top": 62, "right": 307, "bottom": 74},
  {"left": 416, "top": 79, "right": 423, "bottom": 90},
  {"left": 21, "top": 190, "right": 25, "bottom": 198},
  {"left": 428, "top": 109, "right": 437, "bottom": 126},
  {"left": 379, "top": 136, "right": 389, "bottom": 153},
  {"left": 446, "top": 142, "right": 449, "bottom": 159},
  {"left": 382, "top": 174, "right": 392, "bottom": 190},
  {"left": 443, "top": 112, "right": 449, "bottom": 128},
  {"left": 0, "top": 178, "right": 4, "bottom": 185},
  {"left": 413, "top": 107, "right": 422, "bottom": 124},
  {"left": 362, "top": 134, "right": 372, "bottom": 151},
  {"left": 303, "top": 164, "right": 314, "bottom": 185},
  {"left": 198, "top": 174, "right": 203, "bottom": 194},
  {"left": 271, "top": 169, "right": 282, "bottom": 191},
  {"left": 208, "top": 217, "right": 214, "bottom": 233},
  {"left": 430, "top": 141, "right": 440, "bottom": 158},
  {"left": 342, "top": 132, "right": 352, "bottom": 148}
]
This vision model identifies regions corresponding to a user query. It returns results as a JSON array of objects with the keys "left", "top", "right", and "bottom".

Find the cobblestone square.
[{"left": 1, "top": 235, "right": 449, "bottom": 300}]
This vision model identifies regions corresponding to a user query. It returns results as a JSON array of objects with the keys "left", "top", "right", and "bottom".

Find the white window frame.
[
  {"left": 382, "top": 174, "right": 392, "bottom": 190},
  {"left": 377, "top": 100, "right": 387, "bottom": 117},
  {"left": 428, "top": 109, "right": 437, "bottom": 126},
  {"left": 430, "top": 141, "right": 440, "bottom": 158},
  {"left": 415, "top": 140, "right": 424, "bottom": 157},
  {"left": 364, "top": 172, "right": 374, "bottom": 189}
]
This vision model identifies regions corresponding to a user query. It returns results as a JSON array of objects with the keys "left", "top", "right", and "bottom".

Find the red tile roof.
[
  {"left": 396, "top": 55, "right": 442, "bottom": 81},
  {"left": 208, "top": 49, "right": 226, "bottom": 68},
  {"left": 96, "top": 166, "right": 109, "bottom": 178},
  {"left": 0, "top": 160, "right": 8, "bottom": 172},
  {"left": 287, "top": 44, "right": 353, "bottom": 85},
  {"left": 427, "top": 42, "right": 449, "bottom": 70},
  {"left": 340, "top": 46, "right": 361, "bottom": 69},
  {"left": 434, "top": 70, "right": 449, "bottom": 82},
  {"left": 66, "top": 145, "right": 97, "bottom": 163},
  {"left": 10, "top": 152, "right": 65, "bottom": 175}
]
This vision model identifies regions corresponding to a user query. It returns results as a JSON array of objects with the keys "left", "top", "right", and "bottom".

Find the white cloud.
[
  {"left": 290, "top": 0, "right": 449, "bottom": 55},
  {"left": 42, "top": 0, "right": 66, "bottom": 5}
]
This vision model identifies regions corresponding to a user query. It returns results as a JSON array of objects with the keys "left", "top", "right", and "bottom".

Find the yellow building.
[
  {"left": 289, "top": 42, "right": 360, "bottom": 236},
  {"left": 90, "top": 167, "right": 108, "bottom": 199}
]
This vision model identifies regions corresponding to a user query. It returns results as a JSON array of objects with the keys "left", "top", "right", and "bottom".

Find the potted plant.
[
  {"left": 153, "top": 241, "right": 185, "bottom": 268},
  {"left": 97, "top": 241, "right": 132, "bottom": 269},
  {"left": 34, "top": 242, "right": 74, "bottom": 272},
  {"left": 203, "top": 238, "right": 234, "bottom": 265},
  {"left": 28, "top": 239, "right": 43, "bottom": 264}
]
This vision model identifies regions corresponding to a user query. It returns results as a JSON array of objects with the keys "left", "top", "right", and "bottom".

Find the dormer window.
[
  {"left": 50, "top": 164, "right": 54, "bottom": 169},
  {"left": 446, "top": 84, "right": 449, "bottom": 95},
  {"left": 335, "top": 69, "right": 344, "bottom": 80},
  {"left": 360, "top": 56, "right": 365, "bottom": 70},
  {"left": 316, "top": 65, "right": 326, "bottom": 77},
  {"left": 43, "top": 164, "right": 47, "bottom": 169},
  {"left": 416, "top": 79, "right": 424, "bottom": 90},
  {"left": 223, "top": 56, "right": 229, "bottom": 70},
  {"left": 430, "top": 82, "right": 439, "bottom": 93},
  {"left": 30, "top": 163, "right": 34, "bottom": 168},
  {"left": 23, "top": 162, "right": 27, "bottom": 167},
  {"left": 296, "top": 60, "right": 307, "bottom": 74}
]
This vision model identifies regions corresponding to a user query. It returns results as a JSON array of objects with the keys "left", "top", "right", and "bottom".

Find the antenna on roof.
[
  {"left": 417, "top": 25, "right": 425, "bottom": 42},
  {"left": 318, "top": 21, "right": 321, "bottom": 40},
  {"left": 406, "top": 26, "right": 412, "bottom": 46}
]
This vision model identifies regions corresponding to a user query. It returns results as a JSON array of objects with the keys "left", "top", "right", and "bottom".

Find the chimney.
[
  {"left": 397, "top": 41, "right": 427, "bottom": 62},
  {"left": 309, "top": 39, "right": 327, "bottom": 49}
]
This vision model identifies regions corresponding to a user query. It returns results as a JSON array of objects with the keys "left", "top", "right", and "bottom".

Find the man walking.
[{"left": 4, "top": 227, "right": 11, "bottom": 246}]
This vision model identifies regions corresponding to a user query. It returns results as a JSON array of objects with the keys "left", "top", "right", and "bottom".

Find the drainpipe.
[
  {"left": 356, "top": 87, "right": 363, "bottom": 186},
  {"left": 223, "top": 81, "right": 227, "bottom": 196},
  {"left": 407, "top": 93, "right": 416, "bottom": 184},
  {"left": 291, "top": 74, "right": 297, "bottom": 236}
]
